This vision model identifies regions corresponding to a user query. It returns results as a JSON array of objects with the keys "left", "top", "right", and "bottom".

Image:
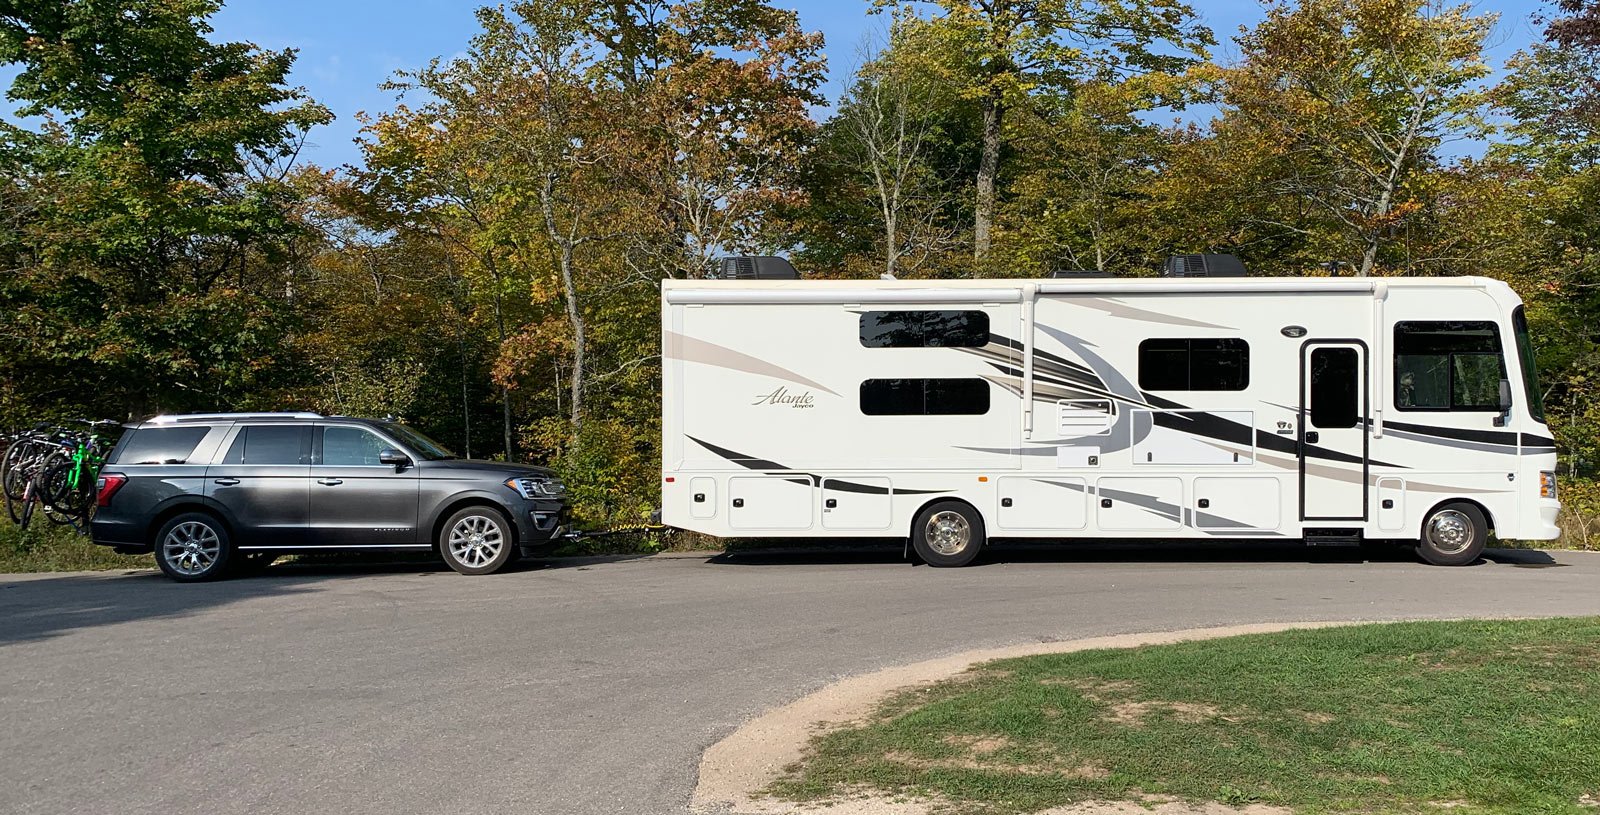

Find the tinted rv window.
[
  {"left": 859, "top": 311, "right": 989, "bottom": 348},
  {"left": 1138, "top": 339, "right": 1249, "bottom": 391},
  {"left": 1394, "top": 321, "right": 1505, "bottom": 411},
  {"left": 860, "top": 379, "right": 990, "bottom": 415}
]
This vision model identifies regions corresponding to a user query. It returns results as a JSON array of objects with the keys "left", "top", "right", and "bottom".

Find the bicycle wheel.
[
  {"left": 1, "top": 438, "right": 28, "bottom": 504},
  {"left": 40, "top": 458, "right": 82, "bottom": 526}
]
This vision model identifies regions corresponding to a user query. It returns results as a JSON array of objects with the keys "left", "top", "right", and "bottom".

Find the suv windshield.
[
  {"left": 384, "top": 423, "right": 458, "bottom": 460},
  {"left": 1512, "top": 306, "right": 1546, "bottom": 423}
]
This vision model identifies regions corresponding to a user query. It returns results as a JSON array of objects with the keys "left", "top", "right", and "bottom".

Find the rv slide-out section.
[{"left": 660, "top": 276, "right": 1560, "bottom": 565}]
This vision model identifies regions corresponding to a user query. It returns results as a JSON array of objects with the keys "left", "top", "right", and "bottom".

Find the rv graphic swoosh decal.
[
  {"left": 686, "top": 437, "right": 951, "bottom": 495},
  {"left": 1068, "top": 297, "right": 1237, "bottom": 330},
  {"left": 665, "top": 331, "right": 840, "bottom": 397}
]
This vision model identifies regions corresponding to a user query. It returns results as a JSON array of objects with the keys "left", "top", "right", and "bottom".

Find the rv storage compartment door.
[
  {"left": 821, "top": 478, "right": 892, "bottom": 530},
  {"left": 729, "top": 476, "right": 813, "bottom": 530},
  {"left": 997, "top": 477, "right": 1087, "bottom": 531},
  {"left": 1192, "top": 477, "right": 1280, "bottom": 530},
  {"left": 1096, "top": 477, "right": 1183, "bottom": 530},
  {"left": 689, "top": 476, "right": 717, "bottom": 520}
]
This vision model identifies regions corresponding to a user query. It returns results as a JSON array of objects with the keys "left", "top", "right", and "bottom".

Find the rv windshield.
[{"left": 1512, "top": 306, "right": 1546, "bottom": 423}]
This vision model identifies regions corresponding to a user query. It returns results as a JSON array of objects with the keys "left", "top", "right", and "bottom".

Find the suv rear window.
[{"left": 109, "top": 426, "right": 210, "bottom": 465}]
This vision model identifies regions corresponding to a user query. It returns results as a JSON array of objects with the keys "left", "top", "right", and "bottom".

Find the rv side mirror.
[{"left": 1494, "top": 379, "right": 1513, "bottom": 427}]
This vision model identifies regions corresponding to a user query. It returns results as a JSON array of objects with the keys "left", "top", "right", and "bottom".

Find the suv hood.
[{"left": 424, "top": 458, "right": 558, "bottom": 478}]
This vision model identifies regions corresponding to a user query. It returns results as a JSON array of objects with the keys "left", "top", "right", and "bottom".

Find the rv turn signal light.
[{"left": 1540, "top": 471, "right": 1558, "bottom": 500}]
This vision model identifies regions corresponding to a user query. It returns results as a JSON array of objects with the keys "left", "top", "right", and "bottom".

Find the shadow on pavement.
[
  {"left": 706, "top": 540, "right": 1567, "bottom": 568},
  {"left": 0, "top": 569, "right": 324, "bottom": 647}
]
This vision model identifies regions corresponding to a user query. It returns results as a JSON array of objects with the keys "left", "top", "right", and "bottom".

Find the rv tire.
[
  {"left": 911, "top": 501, "right": 985, "bottom": 567},
  {"left": 1416, "top": 502, "right": 1487, "bottom": 567}
]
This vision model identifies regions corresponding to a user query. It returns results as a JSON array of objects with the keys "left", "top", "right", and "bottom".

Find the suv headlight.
[{"left": 504, "top": 476, "right": 565, "bottom": 499}]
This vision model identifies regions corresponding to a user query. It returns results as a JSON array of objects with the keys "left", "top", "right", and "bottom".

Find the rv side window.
[
  {"left": 1394, "top": 321, "right": 1505, "bottom": 411},
  {"left": 1137, "top": 339, "right": 1249, "bottom": 391},
  {"left": 860, "top": 379, "right": 990, "bottom": 415},
  {"left": 859, "top": 311, "right": 989, "bottom": 348}
]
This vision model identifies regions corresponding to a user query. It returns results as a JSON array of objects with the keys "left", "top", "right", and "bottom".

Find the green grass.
[
  {"left": 0, "top": 522, "right": 150, "bottom": 573},
  {"left": 769, "top": 619, "right": 1600, "bottom": 815}
]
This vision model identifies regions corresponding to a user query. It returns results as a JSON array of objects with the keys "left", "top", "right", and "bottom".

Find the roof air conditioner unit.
[
  {"left": 1163, "top": 254, "right": 1247, "bottom": 277},
  {"left": 715, "top": 256, "right": 800, "bottom": 280}
]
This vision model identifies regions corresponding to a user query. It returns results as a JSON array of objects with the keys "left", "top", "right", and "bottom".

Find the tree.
[
  {"left": 0, "top": 0, "right": 330, "bottom": 419},
  {"left": 875, "top": 0, "right": 1211, "bottom": 264},
  {"left": 832, "top": 21, "right": 958, "bottom": 277},
  {"left": 1223, "top": 0, "right": 1493, "bottom": 276}
]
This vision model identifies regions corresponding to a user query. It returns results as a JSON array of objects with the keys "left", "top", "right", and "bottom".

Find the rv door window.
[
  {"left": 1137, "top": 339, "right": 1249, "bottom": 391},
  {"left": 1309, "top": 347, "right": 1360, "bottom": 428},
  {"left": 1394, "top": 321, "right": 1506, "bottom": 411},
  {"left": 860, "top": 378, "right": 990, "bottom": 415},
  {"left": 859, "top": 311, "right": 989, "bottom": 348}
]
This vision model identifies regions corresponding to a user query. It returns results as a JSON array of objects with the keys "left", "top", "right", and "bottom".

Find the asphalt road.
[{"left": 3, "top": 543, "right": 1599, "bottom": 815}]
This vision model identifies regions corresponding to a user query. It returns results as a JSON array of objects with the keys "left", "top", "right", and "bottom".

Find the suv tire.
[
  {"left": 439, "top": 506, "right": 515, "bottom": 575},
  {"left": 154, "top": 512, "right": 234, "bottom": 582}
]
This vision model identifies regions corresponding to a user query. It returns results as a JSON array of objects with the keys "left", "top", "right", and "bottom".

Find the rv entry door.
[{"left": 1300, "top": 342, "right": 1368, "bottom": 521}]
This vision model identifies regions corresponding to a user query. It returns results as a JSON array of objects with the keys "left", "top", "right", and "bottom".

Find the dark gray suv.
[{"left": 91, "top": 413, "right": 570, "bottom": 581}]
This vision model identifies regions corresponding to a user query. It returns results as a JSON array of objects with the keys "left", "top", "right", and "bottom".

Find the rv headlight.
[{"left": 1540, "top": 471, "right": 1557, "bottom": 500}]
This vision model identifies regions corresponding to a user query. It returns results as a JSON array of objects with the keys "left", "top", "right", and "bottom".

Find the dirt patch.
[
  {"left": 1105, "top": 699, "right": 1229, "bottom": 726},
  {"left": 690, "top": 621, "right": 1361, "bottom": 814}
]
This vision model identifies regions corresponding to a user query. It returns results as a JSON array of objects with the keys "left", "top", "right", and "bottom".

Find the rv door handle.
[
  {"left": 213, "top": 478, "right": 239, "bottom": 486},
  {"left": 1304, "top": 431, "right": 1320, "bottom": 444},
  {"left": 824, "top": 499, "right": 837, "bottom": 509},
  {"left": 1001, "top": 498, "right": 1013, "bottom": 507},
  {"left": 317, "top": 478, "right": 343, "bottom": 486},
  {"left": 693, "top": 493, "right": 705, "bottom": 503},
  {"left": 1101, "top": 498, "right": 1113, "bottom": 508},
  {"left": 732, "top": 498, "right": 744, "bottom": 508},
  {"left": 1198, "top": 498, "right": 1210, "bottom": 509}
]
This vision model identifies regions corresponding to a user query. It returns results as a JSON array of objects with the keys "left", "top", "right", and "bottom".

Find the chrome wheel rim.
[
  {"left": 1426, "top": 509, "right": 1474, "bottom": 555},
  {"left": 448, "top": 515, "right": 505, "bottom": 568},
  {"left": 925, "top": 511, "right": 971, "bottom": 556},
  {"left": 161, "top": 521, "right": 221, "bottom": 576}
]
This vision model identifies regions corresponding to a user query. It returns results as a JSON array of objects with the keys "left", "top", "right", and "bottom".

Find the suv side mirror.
[
  {"left": 1494, "top": 379, "right": 1513, "bottom": 427},
  {"left": 379, "top": 448, "right": 411, "bottom": 467}
]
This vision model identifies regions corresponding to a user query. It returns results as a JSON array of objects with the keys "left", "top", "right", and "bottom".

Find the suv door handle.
[
  {"left": 213, "top": 478, "right": 239, "bottom": 486},
  {"left": 317, "top": 478, "right": 344, "bottom": 486}
]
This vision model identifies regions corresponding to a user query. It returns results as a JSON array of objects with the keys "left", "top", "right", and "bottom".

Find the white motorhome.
[{"left": 659, "top": 260, "right": 1561, "bottom": 566}]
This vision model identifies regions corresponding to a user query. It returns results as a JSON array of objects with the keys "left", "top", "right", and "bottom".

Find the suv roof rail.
[{"left": 147, "top": 412, "right": 324, "bottom": 424}]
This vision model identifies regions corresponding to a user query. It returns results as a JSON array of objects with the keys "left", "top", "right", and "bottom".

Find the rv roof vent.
[
  {"left": 1164, "top": 254, "right": 1247, "bottom": 277},
  {"left": 716, "top": 256, "right": 800, "bottom": 280},
  {"left": 1048, "top": 269, "right": 1112, "bottom": 278}
]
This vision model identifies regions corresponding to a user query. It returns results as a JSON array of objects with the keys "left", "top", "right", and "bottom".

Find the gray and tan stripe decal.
[{"left": 686, "top": 437, "right": 951, "bottom": 496}]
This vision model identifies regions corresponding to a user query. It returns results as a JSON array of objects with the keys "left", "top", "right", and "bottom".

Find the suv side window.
[
  {"left": 221, "top": 426, "right": 310, "bottom": 465},
  {"left": 319, "top": 426, "right": 390, "bottom": 466}
]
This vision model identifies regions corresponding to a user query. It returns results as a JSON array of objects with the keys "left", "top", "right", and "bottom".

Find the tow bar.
[{"left": 562, "top": 523, "right": 671, "bottom": 542}]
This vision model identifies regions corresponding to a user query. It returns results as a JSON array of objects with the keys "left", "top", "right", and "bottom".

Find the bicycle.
[
  {"left": 40, "top": 420, "right": 118, "bottom": 530},
  {"left": 2, "top": 425, "right": 61, "bottom": 531}
]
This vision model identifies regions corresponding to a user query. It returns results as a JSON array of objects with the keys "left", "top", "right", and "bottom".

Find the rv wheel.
[
  {"left": 1416, "top": 502, "right": 1488, "bottom": 567},
  {"left": 912, "top": 501, "right": 985, "bottom": 567}
]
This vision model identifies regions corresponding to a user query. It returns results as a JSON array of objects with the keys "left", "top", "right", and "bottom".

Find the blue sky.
[{"left": 6, "top": 1, "right": 1557, "bottom": 169}]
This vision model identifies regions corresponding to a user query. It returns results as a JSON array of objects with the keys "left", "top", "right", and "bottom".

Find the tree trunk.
[
  {"left": 557, "top": 243, "right": 586, "bottom": 430},
  {"left": 974, "top": 88, "right": 1004, "bottom": 264}
]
